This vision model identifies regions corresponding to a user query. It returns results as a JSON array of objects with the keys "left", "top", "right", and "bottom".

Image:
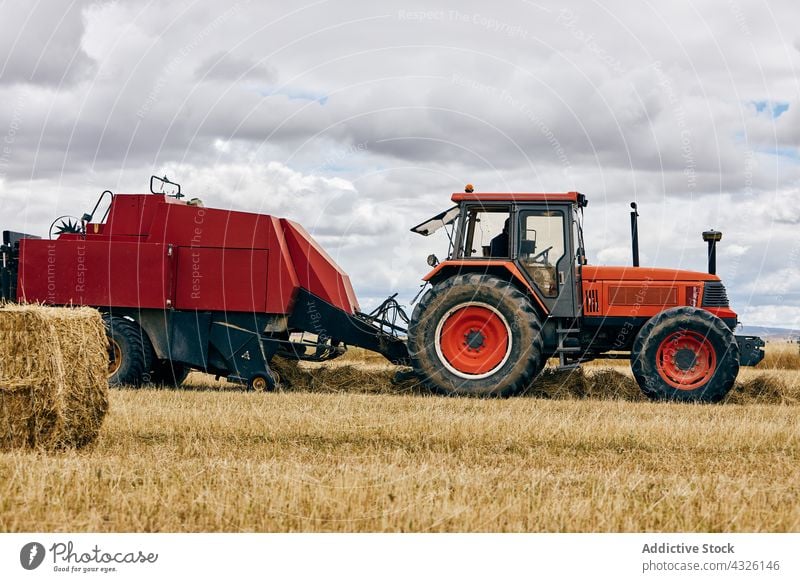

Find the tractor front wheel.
[
  {"left": 631, "top": 307, "right": 739, "bottom": 403},
  {"left": 408, "top": 274, "right": 544, "bottom": 397},
  {"left": 104, "top": 316, "right": 155, "bottom": 387}
]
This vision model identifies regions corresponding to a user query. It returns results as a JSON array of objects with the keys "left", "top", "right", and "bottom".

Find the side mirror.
[
  {"left": 519, "top": 239, "right": 536, "bottom": 255},
  {"left": 577, "top": 246, "right": 587, "bottom": 265}
]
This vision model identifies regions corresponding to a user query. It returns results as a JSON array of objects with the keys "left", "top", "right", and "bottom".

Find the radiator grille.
[
  {"left": 584, "top": 288, "right": 600, "bottom": 314},
  {"left": 702, "top": 281, "right": 729, "bottom": 307},
  {"left": 608, "top": 286, "right": 677, "bottom": 306}
]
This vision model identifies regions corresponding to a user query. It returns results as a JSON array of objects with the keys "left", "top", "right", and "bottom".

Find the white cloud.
[
  {"left": 1, "top": 0, "right": 800, "bottom": 323},
  {"left": 0, "top": 0, "right": 95, "bottom": 86}
]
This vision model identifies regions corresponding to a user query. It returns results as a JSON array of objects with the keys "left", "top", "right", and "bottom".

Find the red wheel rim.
[
  {"left": 655, "top": 330, "right": 716, "bottom": 390},
  {"left": 436, "top": 304, "right": 510, "bottom": 377}
]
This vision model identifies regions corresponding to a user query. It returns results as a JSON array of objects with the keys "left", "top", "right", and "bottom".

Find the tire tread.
[
  {"left": 408, "top": 274, "right": 543, "bottom": 397},
  {"left": 630, "top": 306, "right": 739, "bottom": 403},
  {"left": 104, "top": 316, "right": 155, "bottom": 387}
]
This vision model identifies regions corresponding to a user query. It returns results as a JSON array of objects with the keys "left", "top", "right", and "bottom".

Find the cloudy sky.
[{"left": 0, "top": 0, "right": 798, "bottom": 327}]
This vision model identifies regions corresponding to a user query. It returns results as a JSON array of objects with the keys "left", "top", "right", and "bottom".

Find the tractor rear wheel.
[
  {"left": 631, "top": 306, "right": 739, "bottom": 403},
  {"left": 150, "top": 360, "right": 190, "bottom": 387},
  {"left": 408, "top": 274, "right": 544, "bottom": 397},
  {"left": 104, "top": 316, "right": 155, "bottom": 387}
]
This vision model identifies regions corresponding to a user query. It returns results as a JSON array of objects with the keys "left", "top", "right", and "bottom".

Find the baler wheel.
[
  {"left": 103, "top": 316, "right": 155, "bottom": 387},
  {"left": 408, "top": 274, "right": 544, "bottom": 397},
  {"left": 248, "top": 372, "right": 278, "bottom": 392},
  {"left": 250, "top": 376, "right": 268, "bottom": 391},
  {"left": 631, "top": 306, "right": 739, "bottom": 403}
]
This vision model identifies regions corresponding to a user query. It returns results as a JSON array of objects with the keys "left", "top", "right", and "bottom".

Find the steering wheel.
[{"left": 530, "top": 245, "right": 554, "bottom": 264}]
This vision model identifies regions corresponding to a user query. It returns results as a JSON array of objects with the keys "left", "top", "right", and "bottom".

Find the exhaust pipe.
[
  {"left": 702, "top": 230, "right": 722, "bottom": 275},
  {"left": 630, "top": 202, "right": 640, "bottom": 267}
]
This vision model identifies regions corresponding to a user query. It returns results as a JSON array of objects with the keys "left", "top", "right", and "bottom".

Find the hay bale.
[{"left": 0, "top": 304, "right": 109, "bottom": 450}]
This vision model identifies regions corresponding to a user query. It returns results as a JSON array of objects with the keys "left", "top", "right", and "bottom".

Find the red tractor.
[
  {"left": 0, "top": 177, "right": 408, "bottom": 389},
  {"left": 407, "top": 187, "right": 763, "bottom": 402}
]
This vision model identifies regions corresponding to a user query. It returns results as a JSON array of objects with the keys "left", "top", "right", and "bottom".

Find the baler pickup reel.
[{"left": 359, "top": 293, "right": 410, "bottom": 336}]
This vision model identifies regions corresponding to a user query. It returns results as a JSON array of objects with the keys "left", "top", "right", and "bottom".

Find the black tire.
[
  {"left": 248, "top": 372, "right": 277, "bottom": 392},
  {"left": 408, "top": 274, "right": 544, "bottom": 397},
  {"left": 150, "top": 359, "right": 190, "bottom": 387},
  {"left": 391, "top": 368, "right": 421, "bottom": 385},
  {"left": 631, "top": 306, "right": 739, "bottom": 403},
  {"left": 104, "top": 316, "right": 155, "bottom": 387}
]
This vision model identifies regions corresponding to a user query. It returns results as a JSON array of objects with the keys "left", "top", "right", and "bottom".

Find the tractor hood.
[
  {"left": 582, "top": 265, "right": 720, "bottom": 282},
  {"left": 581, "top": 265, "right": 737, "bottom": 324}
]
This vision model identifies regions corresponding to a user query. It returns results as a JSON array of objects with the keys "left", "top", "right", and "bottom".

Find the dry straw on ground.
[
  {"left": 2, "top": 389, "right": 796, "bottom": 532},
  {"left": 757, "top": 341, "right": 800, "bottom": 370},
  {"left": 276, "top": 351, "right": 800, "bottom": 405},
  {"left": 0, "top": 304, "right": 109, "bottom": 450},
  {"left": 1, "top": 346, "right": 798, "bottom": 532}
]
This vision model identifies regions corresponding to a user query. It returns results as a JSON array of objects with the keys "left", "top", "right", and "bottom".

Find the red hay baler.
[{"left": 0, "top": 177, "right": 408, "bottom": 389}]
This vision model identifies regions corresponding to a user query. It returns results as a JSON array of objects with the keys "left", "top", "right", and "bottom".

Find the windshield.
[
  {"left": 461, "top": 207, "right": 511, "bottom": 258},
  {"left": 410, "top": 206, "right": 460, "bottom": 236}
]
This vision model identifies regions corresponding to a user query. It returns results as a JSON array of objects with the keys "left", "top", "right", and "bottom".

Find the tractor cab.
[{"left": 412, "top": 190, "right": 587, "bottom": 318}]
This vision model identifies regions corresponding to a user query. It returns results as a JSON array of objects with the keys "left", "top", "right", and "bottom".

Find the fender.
[{"left": 423, "top": 260, "right": 549, "bottom": 315}]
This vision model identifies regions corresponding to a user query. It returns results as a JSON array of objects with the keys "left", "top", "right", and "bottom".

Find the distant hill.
[{"left": 738, "top": 326, "right": 799, "bottom": 341}]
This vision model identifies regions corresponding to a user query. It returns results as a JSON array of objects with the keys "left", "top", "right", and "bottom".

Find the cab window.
[{"left": 518, "top": 210, "right": 566, "bottom": 297}]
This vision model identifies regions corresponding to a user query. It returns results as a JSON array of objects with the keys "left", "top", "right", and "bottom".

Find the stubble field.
[{"left": 1, "top": 344, "right": 798, "bottom": 532}]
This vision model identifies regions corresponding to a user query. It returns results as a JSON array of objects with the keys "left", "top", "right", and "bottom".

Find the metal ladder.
[{"left": 555, "top": 321, "right": 582, "bottom": 370}]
